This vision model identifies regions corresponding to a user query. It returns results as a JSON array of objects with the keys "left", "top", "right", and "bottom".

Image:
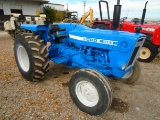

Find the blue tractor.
[{"left": 13, "top": 0, "right": 145, "bottom": 116}]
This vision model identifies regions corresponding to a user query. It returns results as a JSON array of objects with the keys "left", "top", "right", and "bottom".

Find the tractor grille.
[
  {"left": 128, "top": 46, "right": 140, "bottom": 66},
  {"left": 128, "top": 37, "right": 145, "bottom": 66}
]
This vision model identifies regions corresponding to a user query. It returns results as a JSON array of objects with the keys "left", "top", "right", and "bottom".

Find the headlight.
[
  {"left": 117, "top": 61, "right": 127, "bottom": 70},
  {"left": 118, "top": 40, "right": 132, "bottom": 52}
]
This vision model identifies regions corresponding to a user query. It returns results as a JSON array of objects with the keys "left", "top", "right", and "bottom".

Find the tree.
[
  {"left": 42, "top": 6, "right": 65, "bottom": 22},
  {"left": 42, "top": 6, "right": 56, "bottom": 23}
]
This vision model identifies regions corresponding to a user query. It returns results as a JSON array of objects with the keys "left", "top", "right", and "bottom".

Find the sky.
[{"left": 49, "top": 0, "right": 160, "bottom": 21}]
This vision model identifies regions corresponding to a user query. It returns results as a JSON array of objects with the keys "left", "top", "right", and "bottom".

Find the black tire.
[
  {"left": 69, "top": 69, "right": 112, "bottom": 115},
  {"left": 156, "top": 46, "right": 159, "bottom": 54},
  {"left": 14, "top": 33, "right": 50, "bottom": 81},
  {"left": 121, "top": 61, "right": 141, "bottom": 84},
  {"left": 138, "top": 42, "right": 157, "bottom": 62},
  {"left": 92, "top": 24, "right": 110, "bottom": 30},
  {"left": 146, "top": 34, "right": 152, "bottom": 40}
]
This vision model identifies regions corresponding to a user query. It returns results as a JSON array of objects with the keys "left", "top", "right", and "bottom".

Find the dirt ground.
[{"left": 0, "top": 31, "right": 160, "bottom": 120}]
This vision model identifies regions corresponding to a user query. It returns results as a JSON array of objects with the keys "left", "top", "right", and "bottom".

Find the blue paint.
[
  {"left": 20, "top": 24, "right": 49, "bottom": 43},
  {"left": 20, "top": 23, "right": 146, "bottom": 78}
]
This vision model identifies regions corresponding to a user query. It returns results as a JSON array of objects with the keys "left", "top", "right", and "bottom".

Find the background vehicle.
[
  {"left": 63, "top": 8, "right": 93, "bottom": 25},
  {"left": 92, "top": 0, "right": 160, "bottom": 62},
  {"left": 122, "top": 1, "right": 160, "bottom": 62},
  {"left": 4, "top": 0, "right": 145, "bottom": 116},
  {"left": 4, "top": 14, "right": 46, "bottom": 38},
  {"left": 79, "top": 8, "right": 93, "bottom": 24},
  {"left": 62, "top": 11, "right": 78, "bottom": 23},
  {"left": 92, "top": 0, "right": 115, "bottom": 30}
]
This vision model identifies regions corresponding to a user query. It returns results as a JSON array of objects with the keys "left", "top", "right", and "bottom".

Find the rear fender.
[{"left": 20, "top": 24, "right": 49, "bottom": 44}]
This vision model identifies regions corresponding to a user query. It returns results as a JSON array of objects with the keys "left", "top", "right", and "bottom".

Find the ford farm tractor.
[
  {"left": 92, "top": 0, "right": 160, "bottom": 62},
  {"left": 5, "top": 0, "right": 146, "bottom": 116}
]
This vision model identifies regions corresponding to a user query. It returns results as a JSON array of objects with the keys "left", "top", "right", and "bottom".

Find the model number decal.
[
  {"left": 142, "top": 28, "right": 155, "bottom": 32},
  {"left": 69, "top": 34, "right": 118, "bottom": 46}
]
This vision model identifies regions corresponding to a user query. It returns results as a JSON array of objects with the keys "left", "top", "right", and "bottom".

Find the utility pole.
[
  {"left": 66, "top": 3, "right": 68, "bottom": 12},
  {"left": 84, "top": 1, "right": 86, "bottom": 14}
]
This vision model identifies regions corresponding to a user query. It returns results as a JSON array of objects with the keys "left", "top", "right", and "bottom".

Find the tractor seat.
[
  {"left": 49, "top": 24, "right": 67, "bottom": 43},
  {"left": 132, "top": 18, "right": 140, "bottom": 24},
  {"left": 49, "top": 24, "right": 66, "bottom": 32}
]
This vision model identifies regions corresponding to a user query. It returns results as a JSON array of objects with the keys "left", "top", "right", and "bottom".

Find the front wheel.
[
  {"left": 69, "top": 69, "right": 112, "bottom": 115},
  {"left": 121, "top": 61, "right": 141, "bottom": 84},
  {"left": 138, "top": 42, "right": 157, "bottom": 62}
]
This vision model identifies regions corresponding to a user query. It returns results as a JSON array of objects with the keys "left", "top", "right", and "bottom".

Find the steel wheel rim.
[
  {"left": 122, "top": 69, "right": 133, "bottom": 79},
  {"left": 139, "top": 47, "right": 151, "bottom": 59},
  {"left": 17, "top": 45, "right": 30, "bottom": 72},
  {"left": 76, "top": 81, "right": 99, "bottom": 107}
]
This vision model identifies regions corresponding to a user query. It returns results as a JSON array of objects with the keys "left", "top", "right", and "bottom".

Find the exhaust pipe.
[
  {"left": 141, "top": 1, "right": 148, "bottom": 24},
  {"left": 112, "top": 0, "right": 122, "bottom": 29}
]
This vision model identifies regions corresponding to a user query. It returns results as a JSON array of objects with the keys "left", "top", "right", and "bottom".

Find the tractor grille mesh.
[
  {"left": 128, "top": 37, "right": 144, "bottom": 66},
  {"left": 128, "top": 46, "right": 140, "bottom": 66}
]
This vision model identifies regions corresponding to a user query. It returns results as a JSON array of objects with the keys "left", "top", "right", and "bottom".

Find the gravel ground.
[{"left": 0, "top": 31, "right": 160, "bottom": 120}]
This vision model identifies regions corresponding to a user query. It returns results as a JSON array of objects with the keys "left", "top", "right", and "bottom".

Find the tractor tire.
[
  {"left": 121, "top": 61, "right": 140, "bottom": 84},
  {"left": 92, "top": 24, "right": 110, "bottom": 30},
  {"left": 14, "top": 33, "right": 50, "bottom": 81},
  {"left": 69, "top": 69, "right": 112, "bottom": 115},
  {"left": 138, "top": 42, "right": 157, "bottom": 62}
]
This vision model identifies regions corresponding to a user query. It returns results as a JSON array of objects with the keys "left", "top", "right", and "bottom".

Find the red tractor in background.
[
  {"left": 92, "top": 0, "right": 160, "bottom": 62},
  {"left": 92, "top": 0, "right": 116, "bottom": 30}
]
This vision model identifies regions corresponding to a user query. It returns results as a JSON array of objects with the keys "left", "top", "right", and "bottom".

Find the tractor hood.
[
  {"left": 122, "top": 21, "right": 160, "bottom": 34},
  {"left": 67, "top": 24, "right": 145, "bottom": 50}
]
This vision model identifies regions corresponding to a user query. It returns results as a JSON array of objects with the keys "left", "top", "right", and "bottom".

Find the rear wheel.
[
  {"left": 69, "top": 69, "right": 112, "bottom": 115},
  {"left": 138, "top": 42, "right": 157, "bottom": 62},
  {"left": 14, "top": 33, "right": 50, "bottom": 81},
  {"left": 122, "top": 61, "right": 141, "bottom": 84}
]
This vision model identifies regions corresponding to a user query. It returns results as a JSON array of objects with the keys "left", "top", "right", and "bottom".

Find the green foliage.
[
  {"left": 42, "top": 6, "right": 65, "bottom": 23},
  {"left": 42, "top": 6, "right": 56, "bottom": 23}
]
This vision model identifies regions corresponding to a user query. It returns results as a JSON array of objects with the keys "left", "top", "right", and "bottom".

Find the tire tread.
[{"left": 14, "top": 33, "right": 50, "bottom": 81}]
